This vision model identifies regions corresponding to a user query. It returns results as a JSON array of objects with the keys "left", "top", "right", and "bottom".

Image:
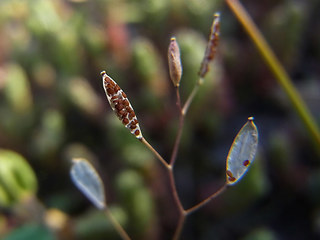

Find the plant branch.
[
  {"left": 226, "top": 0, "right": 320, "bottom": 148},
  {"left": 170, "top": 87, "right": 184, "bottom": 166},
  {"left": 167, "top": 167, "right": 184, "bottom": 213},
  {"left": 140, "top": 137, "right": 169, "bottom": 169},
  {"left": 104, "top": 207, "right": 132, "bottom": 240},
  {"left": 172, "top": 212, "right": 186, "bottom": 240},
  {"left": 182, "top": 79, "right": 203, "bottom": 116},
  {"left": 185, "top": 183, "right": 227, "bottom": 215}
]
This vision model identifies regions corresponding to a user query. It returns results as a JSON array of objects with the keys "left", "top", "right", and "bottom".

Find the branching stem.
[
  {"left": 172, "top": 212, "right": 186, "bottom": 240},
  {"left": 185, "top": 183, "right": 228, "bottom": 215},
  {"left": 170, "top": 87, "right": 184, "bottom": 166},
  {"left": 182, "top": 79, "right": 203, "bottom": 116},
  {"left": 139, "top": 35, "right": 222, "bottom": 240},
  {"left": 140, "top": 137, "right": 170, "bottom": 168}
]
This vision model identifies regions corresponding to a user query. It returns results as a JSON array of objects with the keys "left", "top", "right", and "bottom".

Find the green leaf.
[
  {"left": 226, "top": 117, "right": 258, "bottom": 185},
  {"left": 70, "top": 158, "right": 106, "bottom": 210}
]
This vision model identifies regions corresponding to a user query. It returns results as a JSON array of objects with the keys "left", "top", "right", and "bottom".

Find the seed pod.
[
  {"left": 70, "top": 158, "right": 106, "bottom": 210},
  {"left": 226, "top": 117, "right": 258, "bottom": 185},
  {"left": 199, "top": 13, "right": 220, "bottom": 78},
  {"left": 168, "top": 37, "right": 182, "bottom": 87},
  {"left": 101, "top": 71, "right": 143, "bottom": 139}
]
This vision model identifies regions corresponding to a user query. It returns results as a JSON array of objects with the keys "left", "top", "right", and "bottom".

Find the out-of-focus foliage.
[
  {"left": 4, "top": 223, "right": 54, "bottom": 240},
  {"left": 0, "top": 150, "right": 37, "bottom": 207},
  {"left": 0, "top": 0, "right": 319, "bottom": 239}
]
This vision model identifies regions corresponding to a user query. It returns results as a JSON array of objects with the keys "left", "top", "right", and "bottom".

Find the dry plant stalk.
[{"left": 71, "top": 12, "right": 259, "bottom": 240}]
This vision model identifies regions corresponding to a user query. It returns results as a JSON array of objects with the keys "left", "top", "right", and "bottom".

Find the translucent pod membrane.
[
  {"left": 226, "top": 117, "right": 258, "bottom": 185},
  {"left": 70, "top": 158, "right": 106, "bottom": 210},
  {"left": 101, "top": 71, "right": 143, "bottom": 139}
]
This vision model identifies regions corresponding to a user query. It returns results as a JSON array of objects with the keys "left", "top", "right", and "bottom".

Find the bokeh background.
[{"left": 0, "top": 0, "right": 320, "bottom": 239}]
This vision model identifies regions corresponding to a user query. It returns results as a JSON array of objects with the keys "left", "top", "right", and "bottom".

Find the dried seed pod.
[
  {"left": 226, "top": 117, "right": 258, "bottom": 185},
  {"left": 101, "top": 71, "right": 143, "bottom": 139},
  {"left": 199, "top": 13, "right": 220, "bottom": 78},
  {"left": 168, "top": 37, "right": 182, "bottom": 87},
  {"left": 70, "top": 158, "right": 106, "bottom": 210}
]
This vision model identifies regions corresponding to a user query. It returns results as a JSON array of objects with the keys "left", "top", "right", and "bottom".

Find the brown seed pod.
[
  {"left": 168, "top": 37, "right": 182, "bottom": 87},
  {"left": 101, "top": 71, "right": 143, "bottom": 139},
  {"left": 199, "top": 13, "right": 220, "bottom": 78}
]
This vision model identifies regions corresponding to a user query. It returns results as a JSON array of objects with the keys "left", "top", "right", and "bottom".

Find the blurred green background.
[{"left": 0, "top": 0, "right": 319, "bottom": 239}]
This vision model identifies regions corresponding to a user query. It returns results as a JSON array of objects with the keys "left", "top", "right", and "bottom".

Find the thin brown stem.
[
  {"left": 167, "top": 163, "right": 186, "bottom": 240},
  {"left": 175, "top": 87, "right": 182, "bottom": 111},
  {"left": 140, "top": 137, "right": 170, "bottom": 169},
  {"left": 182, "top": 78, "right": 203, "bottom": 116},
  {"left": 172, "top": 212, "right": 186, "bottom": 240},
  {"left": 168, "top": 167, "right": 184, "bottom": 213},
  {"left": 185, "top": 183, "right": 228, "bottom": 215},
  {"left": 170, "top": 117, "right": 184, "bottom": 167},
  {"left": 104, "top": 207, "right": 132, "bottom": 240},
  {"left": 170, "top": 87, "right": 184, "bottom": 166}
]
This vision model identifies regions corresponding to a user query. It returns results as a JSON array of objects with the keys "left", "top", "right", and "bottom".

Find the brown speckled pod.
[
  {"left": 101, "top": 71, "right": 143, "bottom": 139},
  {"left": 199, "top": 13, "right": 220, "bottom": 78}
]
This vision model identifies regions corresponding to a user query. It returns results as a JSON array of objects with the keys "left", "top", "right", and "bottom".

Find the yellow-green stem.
[{"left": 226, "top": 0, "right": 320, "bottom": 148}]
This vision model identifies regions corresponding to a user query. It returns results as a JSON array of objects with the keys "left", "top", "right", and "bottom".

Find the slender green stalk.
[
  {"left": 104, "top": 207, "right": 132, "bottom": 240},
  {"left": 226, "top": 0, "right": 320, "bottom": 148}
]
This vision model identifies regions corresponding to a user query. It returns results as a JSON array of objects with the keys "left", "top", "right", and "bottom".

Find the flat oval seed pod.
[
  {"left": 226, "top": 117, "right": 258, "bottom": 185},
  {"left": 70, "top": 158, "right": 106, "bottom": 209},
  {"left": 101, "top": 71, "right": 143, "bottom": 139}
]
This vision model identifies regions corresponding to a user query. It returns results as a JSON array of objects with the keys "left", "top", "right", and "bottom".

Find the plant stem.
[
  {"left": 141, "top": 132, "right": 186, "bottom": 240},
  {"left": 104, "top": 207, "right": 132, "bottom": 240},
  {"left": 172, "top": 212, "right": 186, "bottom": 240},
  {"left": 166, "top": 86, "right": 186, "bottom": 240},
  {"left": 167, "top": 167, "right": 184, "bottom": 213},
  {"left": 182, "top": 79, "right": 203, "bottom": 116},
  {"left": 226, "top": 0, "right": 320, "bottom": 148},
  {"left": 170, "top": 87, "right": 184, "bottom": 166},
  {"left": 185, "top": 183, "right": 227, "bottom": 215},
  {"left": 140, "top": 137, "right": 170, "bottom": 168},
  {"left": 141, "top": 69, "right": 223, "bottom": 239},
  {"left": 175, "top": 86, "right": 182, "bottom": 110}
]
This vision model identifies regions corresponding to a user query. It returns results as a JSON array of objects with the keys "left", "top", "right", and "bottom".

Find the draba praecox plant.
[{"left": 70, "top": 13, "right": 259, "bottom": 240}]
